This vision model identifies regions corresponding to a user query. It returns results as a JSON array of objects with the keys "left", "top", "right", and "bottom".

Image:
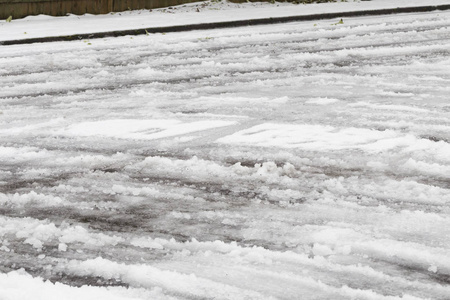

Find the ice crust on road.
[{"left": 1, "top": 6, "right": 450, "bottom": 300}]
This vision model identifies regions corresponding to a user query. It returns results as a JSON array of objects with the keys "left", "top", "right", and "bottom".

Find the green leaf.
[{"left": 331, "top": 18, "right": 344, "bottom": 26}]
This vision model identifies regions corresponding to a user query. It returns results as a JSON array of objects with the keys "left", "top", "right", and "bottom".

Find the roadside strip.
[{"left": 1, "top": 4, "right": 450, "bottom": 46}]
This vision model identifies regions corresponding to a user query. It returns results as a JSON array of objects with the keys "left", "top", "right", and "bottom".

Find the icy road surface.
[{"left": 1, "top": 11, "right": 450, "bottom": 300}]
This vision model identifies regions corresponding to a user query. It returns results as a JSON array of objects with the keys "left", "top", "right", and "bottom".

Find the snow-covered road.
[{"left": 1, "top": 10, "right": 450, "bottom": 299}]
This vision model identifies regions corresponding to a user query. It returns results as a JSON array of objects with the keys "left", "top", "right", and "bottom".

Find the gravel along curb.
[{"left": 2, "top": 4, "right": 450, "bottom": 46}]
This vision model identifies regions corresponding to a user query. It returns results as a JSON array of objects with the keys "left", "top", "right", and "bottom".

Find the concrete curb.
[{"left": 2, "top": 4, "right": 450, "bottom": 46}]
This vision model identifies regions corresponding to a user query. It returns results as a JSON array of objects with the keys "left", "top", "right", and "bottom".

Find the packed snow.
[
  {"left": 1, "top": 0, "right": 450, "bottom": 41},
  {"left": 1, "top": 4, "right": 450, "bottom": 300}
]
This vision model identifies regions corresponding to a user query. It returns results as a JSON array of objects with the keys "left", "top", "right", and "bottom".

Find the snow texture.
[{"left": 0, "top": 1, "right": 450, "bottom": 299}]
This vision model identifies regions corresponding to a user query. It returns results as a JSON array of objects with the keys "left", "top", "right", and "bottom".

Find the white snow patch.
[
  {"left": 0, "top": 191, "right": 64, "bottom": 207},
  {"left": 1, "top": 0, "right": 450, "bottom": 42},
  {"left": 349, "top": 101, "right": 429, "bottom": 113},
  {"left": 306, "top": 98, "right": 340, "bottom": 105},
  {"left": 58, "top": 119, "right": 235, "bottom": 140},
  {"left": 217, "top": 123, "right": 400, "bottom": 150},
  {"left": 0, "top": 269, "right": 169, "bottom": 300}
]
